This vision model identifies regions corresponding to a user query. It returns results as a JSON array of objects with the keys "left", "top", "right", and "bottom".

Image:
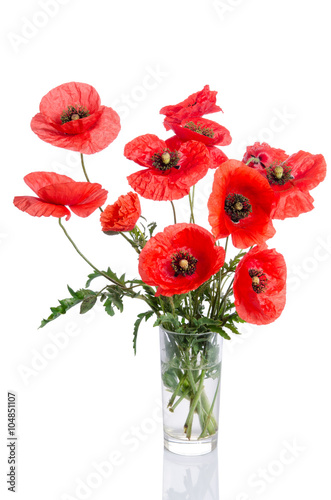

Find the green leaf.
[
  {"left": 85, "top": 270, "right": 102, "bottom": 287},
  {"left": 148, "top": 222, "right": 157, "bottom": 237},
  {"left": 80, "top": 295, "right": 97, "bottom": 314},
  {"left": 133, "top": 311, "right": 154, "bottom": 355},
  {"left": 104, "top": 297, "right": 115, "bottom": 316},
  {"left": 40, "top": 286, "right": 96, "bottom": 328},
  {"left": 224, "top": 323, "right": 241, "bottom": 335},
  {"left": 208, "top": 326, "right": 231, "bottom": 340}
]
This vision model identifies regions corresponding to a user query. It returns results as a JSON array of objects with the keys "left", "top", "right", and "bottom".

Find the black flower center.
[
  {"left": 266, "top": 163, "right": 293, "bottom": 185},
  {"left": 184, "top": 121, "right": 215, "bottom": 138},
  {"left": 248, "top": 269, "right": 268, "bottom": 293},
  {"left": 224, "top": 193, "right": 252, "bottom": 223},
  {"left": 61, "top": 105, "right": 90, "bottom": 124},
  {"left": 152, "top": 148, "right": 180, "bottom": 172},
  {"left": 171, "top": 251, "right": 198, "bottom": 277}
]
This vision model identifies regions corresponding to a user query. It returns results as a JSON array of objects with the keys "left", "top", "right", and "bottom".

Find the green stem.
[
  {"left": 80, "top": 153, "right": 91, "bottom": 182},
  {"left": 168, "top": 373, "right": 187, "bottom": 408},
  {"left": 169, "top": 296, "right": 176, "bottom": 316},
  {"left": 59, "top": 219, "right": 124, "bottom": 288},
  {"left": 80, "top": 153, "right": 104, "bottom": 212},
  {"left": 184, "top": 370, "right": 206, "bottom": 439},
  {"left": 170, "top": 201, "right": 177, "bottom": 224},
  {"left": 120, "top": 231, "right": 140, "bottom": 254},
  {"left": 188, "top": 190, "right": 195, "bottom": 224},
  {"left": 199, "top": 378, "right": 220, "bottom": 439},
  {"left": 219, "top": 276, "right": 235, "bottom": 318},
  {"left": 169, "top": 387, "right": 191, "bottom": 412}
]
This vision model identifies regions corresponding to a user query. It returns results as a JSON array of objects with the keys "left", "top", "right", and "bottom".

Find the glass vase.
[{"left": 159, "top": 326, "right": 223, "bottom": 456}]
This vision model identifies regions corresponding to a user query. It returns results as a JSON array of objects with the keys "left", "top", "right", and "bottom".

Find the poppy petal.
[
  {"left": 208, "top": 160, "right": 275, "bottom": 249},
  {"left": 124, "top": 134, "right": 167, "bottom": 168},
  {"left": 13, "top": 196, "right": 71, "bottom": 220},
  {"left": 127, "top": 140, "right": 210, "bottom": 201},
  {"left": 100, "top": 192, "right": 141, "bottom": 232},
  {"left": 39, "top": 82, "right": 101, "bottom": 121},
  {"left": 169, "top": 117, "right": 232, "bottom": 147},
  {"left": 271, "top": 187, "right": 315, "bottom": 219},
  {"left": 287, "top": 151, "right": 327, "bottom": 191},
  {"left": 24, "top": 172, "right": 74, "bottom": 196},
  {"left": 31, "top": 106, "right": 120, "bottom": 155},
  {"left": 208, "top": 146, "right": 228, "bottom": 169},
  {"left": 233, "top": 246, "right": 286, "bottom": 325},
  {"left": 127, "top": 169, "right": 190, "bottom": 200},
  {"left": 38, "top": 182, "right": 107, "bottom": 212},
  {"left": 139, "top": 223, "right": 225, "bottom": 296}
]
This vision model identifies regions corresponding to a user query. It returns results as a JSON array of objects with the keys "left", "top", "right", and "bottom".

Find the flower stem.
[
  {"left": 168, "top": 373, "right": 188, "bottom": 408},
  {"left": 188, "top": 190, "right": 195, "bottom": 224},
  {"left": 80, "top": 153, "right": 91, "bottom": 182},
  {"left": 169, "top": 387, "right": 191, "bottom": 412},
  {"left": 120, "top": 231, "right": 140, "bottom": 254},
  {"left": 199, "top": 377, "right": 221, "bottom": 439},
  {"left": 58, "top": 218, "right": 122, "bottom": 287},
  {"left": 170, "top": 201, "right": 177, "bottom": 224},
  {"left": 184, "top": 369, "right": 206, "bottom": 439},
  {"left": 80, "top": 153, "right": 104, "bottom": 212}
]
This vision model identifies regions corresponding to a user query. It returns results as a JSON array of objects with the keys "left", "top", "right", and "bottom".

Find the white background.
[{"left": 1, "top": 1, "right": 331, "bottom": 499}]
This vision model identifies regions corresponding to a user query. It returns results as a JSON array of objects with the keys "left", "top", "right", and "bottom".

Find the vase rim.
[{"left": 159, "top": 325, "right": 222, "bottom": 339}]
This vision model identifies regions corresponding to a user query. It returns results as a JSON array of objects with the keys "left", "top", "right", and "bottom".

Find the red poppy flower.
[
  {"left": 13, "top": 172, "right": 107, "bottom": 220},
  {"left": 233, "top": 245, "right": 286, "bottom": 325},
  {"left": 31, "top": 82, "right": 121, "bottom": 154},
  {"left": 165, "top": 116, "right": 230, "bottom": 170},
  {"left": 243, "top": 143, "right": 327, "bottom": 219},
  {"left": 208, "top": 160, "right": 275, "bottom": 249},
  {"left": 125, "top": 134, "right": 210, "bottom": 201},
  {"left": 160, "top": 85, "right": 222, "bottom": 131},
  {"left": 166, "top": 117, "right": 231, "bottom": 147},
  {"left": 242, "top": 142, "right": 288, "bottom": 173},
  {"left": 138, "top": 223, "right": 225, "bottom": 297},
  {"left": 100, "top": 192, "right": 141, "bottom": 233}
]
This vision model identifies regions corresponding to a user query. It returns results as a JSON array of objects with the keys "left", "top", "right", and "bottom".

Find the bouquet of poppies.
[{"left": 13, "top": 82, "right": 326, "bottom": 442}]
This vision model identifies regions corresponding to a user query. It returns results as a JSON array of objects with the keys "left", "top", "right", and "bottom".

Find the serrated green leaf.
[
  {"left": 85, "top": 270, "right": 102, "bottom": 287},
  {"left": 224, "top": 323, "right": 241, "bottom": 335},
  {"left": 148, "top": 222, "right": 157, "bottom": 237},
  {"left": 133, "top": 311, "right": 154, "bottom": 355},
  {"left": 39, "top": 288, "right": 96, "bottom": 328},
  {"left": 104, "top": 297, "right": 115, "bottom": 316},
  {"left": 67, "top": 285, "right": 77, "bottom": 298}
]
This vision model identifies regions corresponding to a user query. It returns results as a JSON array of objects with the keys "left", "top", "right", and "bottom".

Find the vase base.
[{"left": 164, "top": 433, "right": 218, "bottom": 456}]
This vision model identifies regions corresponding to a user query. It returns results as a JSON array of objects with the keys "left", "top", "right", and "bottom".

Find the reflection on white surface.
[{"left": 163, "top": 448, "right": 219, "bottom": 499}]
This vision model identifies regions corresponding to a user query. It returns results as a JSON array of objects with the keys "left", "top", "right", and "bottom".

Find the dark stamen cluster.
[
  {"left": 171, "top": 251, "right": 198, "bottom": 277},
  {"left": 266, "top": 163, "right": 293, "bottom": 185},
  {"left": 224, "top": 193, "right": 252, "bottom": 223},
  {"left": 248, "top": 269, "right": 268, "bottom": 293},
  {"left": 60, "top": 105, "right": 90, "bottom": 124},
  {"left": 151, "top": 149, "right": 180, "bottom": 172},
  {"left": 184, "top": 121, "right": 215, "bottom": 138}
]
